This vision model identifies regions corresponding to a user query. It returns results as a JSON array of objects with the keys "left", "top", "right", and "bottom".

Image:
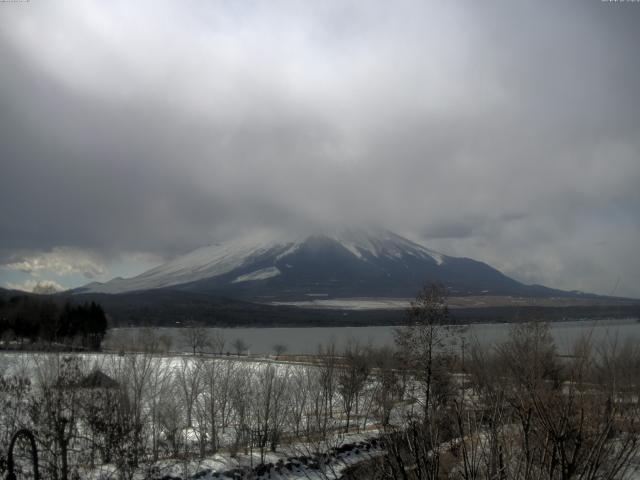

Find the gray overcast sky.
[{"left": 1, "top": 0, "right": 639, "bottom": 297}]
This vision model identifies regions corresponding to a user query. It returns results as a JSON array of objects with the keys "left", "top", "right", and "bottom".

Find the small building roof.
[{"left": 78, "top": 370, "right": 119, "bottom": 389}]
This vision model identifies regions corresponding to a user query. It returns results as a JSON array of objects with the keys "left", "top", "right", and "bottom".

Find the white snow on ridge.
[
  {"left": 327, "top": 227, "right": 445, "bottom": 265},
  {"left": 275, "top": 242, "right": 302, "bottom": 260},
  {"left": 232, "top": 266, "right": 281, "bottom": 283},
  {"left": 84, "top": 230, "right": 293, "bottom": 294}
]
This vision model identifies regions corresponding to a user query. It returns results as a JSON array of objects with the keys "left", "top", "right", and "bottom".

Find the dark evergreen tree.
[{"left": 0, "top": 296, "right": 108, "bottom": 350}]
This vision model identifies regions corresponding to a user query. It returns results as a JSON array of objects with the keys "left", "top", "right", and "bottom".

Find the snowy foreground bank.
[
  {"left": 0, "top": 351, "right": 396, "bottom": 480},
  {"left": 87, "top": 434, "right": 384, "bottom": 480}
]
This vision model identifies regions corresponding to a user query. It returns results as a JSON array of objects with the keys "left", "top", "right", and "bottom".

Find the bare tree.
[
  {"left": 383, "top": 284, "right": 466, "bottom": 480},
  {"left": 457, "top": 323, "right": 640, "bottom": 480},
  {"left": 317, "top": 341, "right": 338, "bottom": 437},
  {"left": 395, "top": 283, "right": 456, "bottom": 420},
  {"left": 146, "top": 357, "right": 173, "bottom": 462},
  {"left": 210, "top": 329, "right": 226, "bottom": 355},
  {"left": 0, "top": 357, "right": 31, "bottom": 478},
  {"left": 176, "top": 357, "right": 203, "bottom": 428},
  {"left": 199, "top": 359, "right": 236, "bottom": 454},
  {"left": 289, "top": 365, "right": 311, "bottom": 437},
  {"left": 251, "top": 364, "right": 276, "bottom": 462},
  {"left": 181, "top": 324, "right": 211, "bottom": 355},
  {"left": 138, "top": 327, "right": 170, "bottom": 353},
  {"left": 232, "top": 338, "right": 248, "bottom": 356},
  {"left": 337, "top": 341, "right": 370, "bottom": 433},
  {"left": 370, "top": 346, "right": 402, "bottom": 428},
  {"left": 229, "top": 363, "right": 252, "bottom": 456},
  {"left": 30, "top": 355, "right": 86, "bottom": 480},
  {"left": 156, "top": 383, "right": 184, "bottom": 458},
  {"left": 273, "top": 343, "right": 288, "bottom": 357}
]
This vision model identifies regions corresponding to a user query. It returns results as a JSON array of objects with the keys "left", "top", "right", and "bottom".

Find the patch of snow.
[
  {"left": 275, "top": 242, "right": 302, "bottom": 260},
  {"left": 326, "top": 227, "right": 446, "bottom": 265},
  {"left": 270, "top": 298, "right": 412, "bottom": 310},
  {"left": 83, "top": 230, "right": 292, "bottom": 293},
  {"left": 232, "top": 267, "right": 281, "bottom": 283}
]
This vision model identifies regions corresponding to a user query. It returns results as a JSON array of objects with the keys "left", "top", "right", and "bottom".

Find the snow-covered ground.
[
  {"left": 0, "top": 351, "right": 394, "bottom": 480},
  {"left": 269, "top": 298, "right": 411, "bottom": 310},
  {"left": 84, "top": 433, "right": 384, "bottom": 480}
]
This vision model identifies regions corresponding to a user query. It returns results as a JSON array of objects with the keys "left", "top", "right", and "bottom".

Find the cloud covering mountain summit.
[{"left": 80, "top": 228, "right": 567, "bottom": 300}]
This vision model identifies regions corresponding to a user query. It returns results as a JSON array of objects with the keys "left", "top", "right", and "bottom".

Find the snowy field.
[
  {"left": 0, "top": 351, "right": 398, "bottom": 480},
  {"left": 85, "top": 433, "right": 385, "bottom": 480}
]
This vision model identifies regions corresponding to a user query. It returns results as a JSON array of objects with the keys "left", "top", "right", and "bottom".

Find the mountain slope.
[{"left": 79, "top": 228, "right": 565, "bottom": 300}]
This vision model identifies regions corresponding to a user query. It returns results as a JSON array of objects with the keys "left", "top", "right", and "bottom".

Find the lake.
[{"left": 105, "top": 317, "right": 640, "bottom": 355}]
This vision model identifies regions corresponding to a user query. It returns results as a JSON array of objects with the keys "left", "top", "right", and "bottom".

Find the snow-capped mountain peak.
[
  {"left": 323, "top": 227, "right": 444, "bottom": 264},
  {"left": 79, "top": 227, "right": 526, "bottom": 299}
]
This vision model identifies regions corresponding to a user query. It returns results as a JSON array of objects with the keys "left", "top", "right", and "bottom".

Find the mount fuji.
[{"left": 79, "top": 228, "right": 565, "bottom": 301}]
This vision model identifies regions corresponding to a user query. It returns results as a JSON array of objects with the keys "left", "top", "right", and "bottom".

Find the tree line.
[
  {"left": 351, "top": 285, "right": 640, "bottom": 479},
  {"left": 0, "top": 295, "right": 108, "bottom": 350}
]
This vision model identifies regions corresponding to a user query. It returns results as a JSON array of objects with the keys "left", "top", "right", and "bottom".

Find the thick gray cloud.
[{"left": 1, "top": 0, "right": 639, "bottom": 296}]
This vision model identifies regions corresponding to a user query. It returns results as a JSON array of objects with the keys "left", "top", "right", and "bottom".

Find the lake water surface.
[{"left": 106, "top": 318, "right": 640, "bottom": 355}]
